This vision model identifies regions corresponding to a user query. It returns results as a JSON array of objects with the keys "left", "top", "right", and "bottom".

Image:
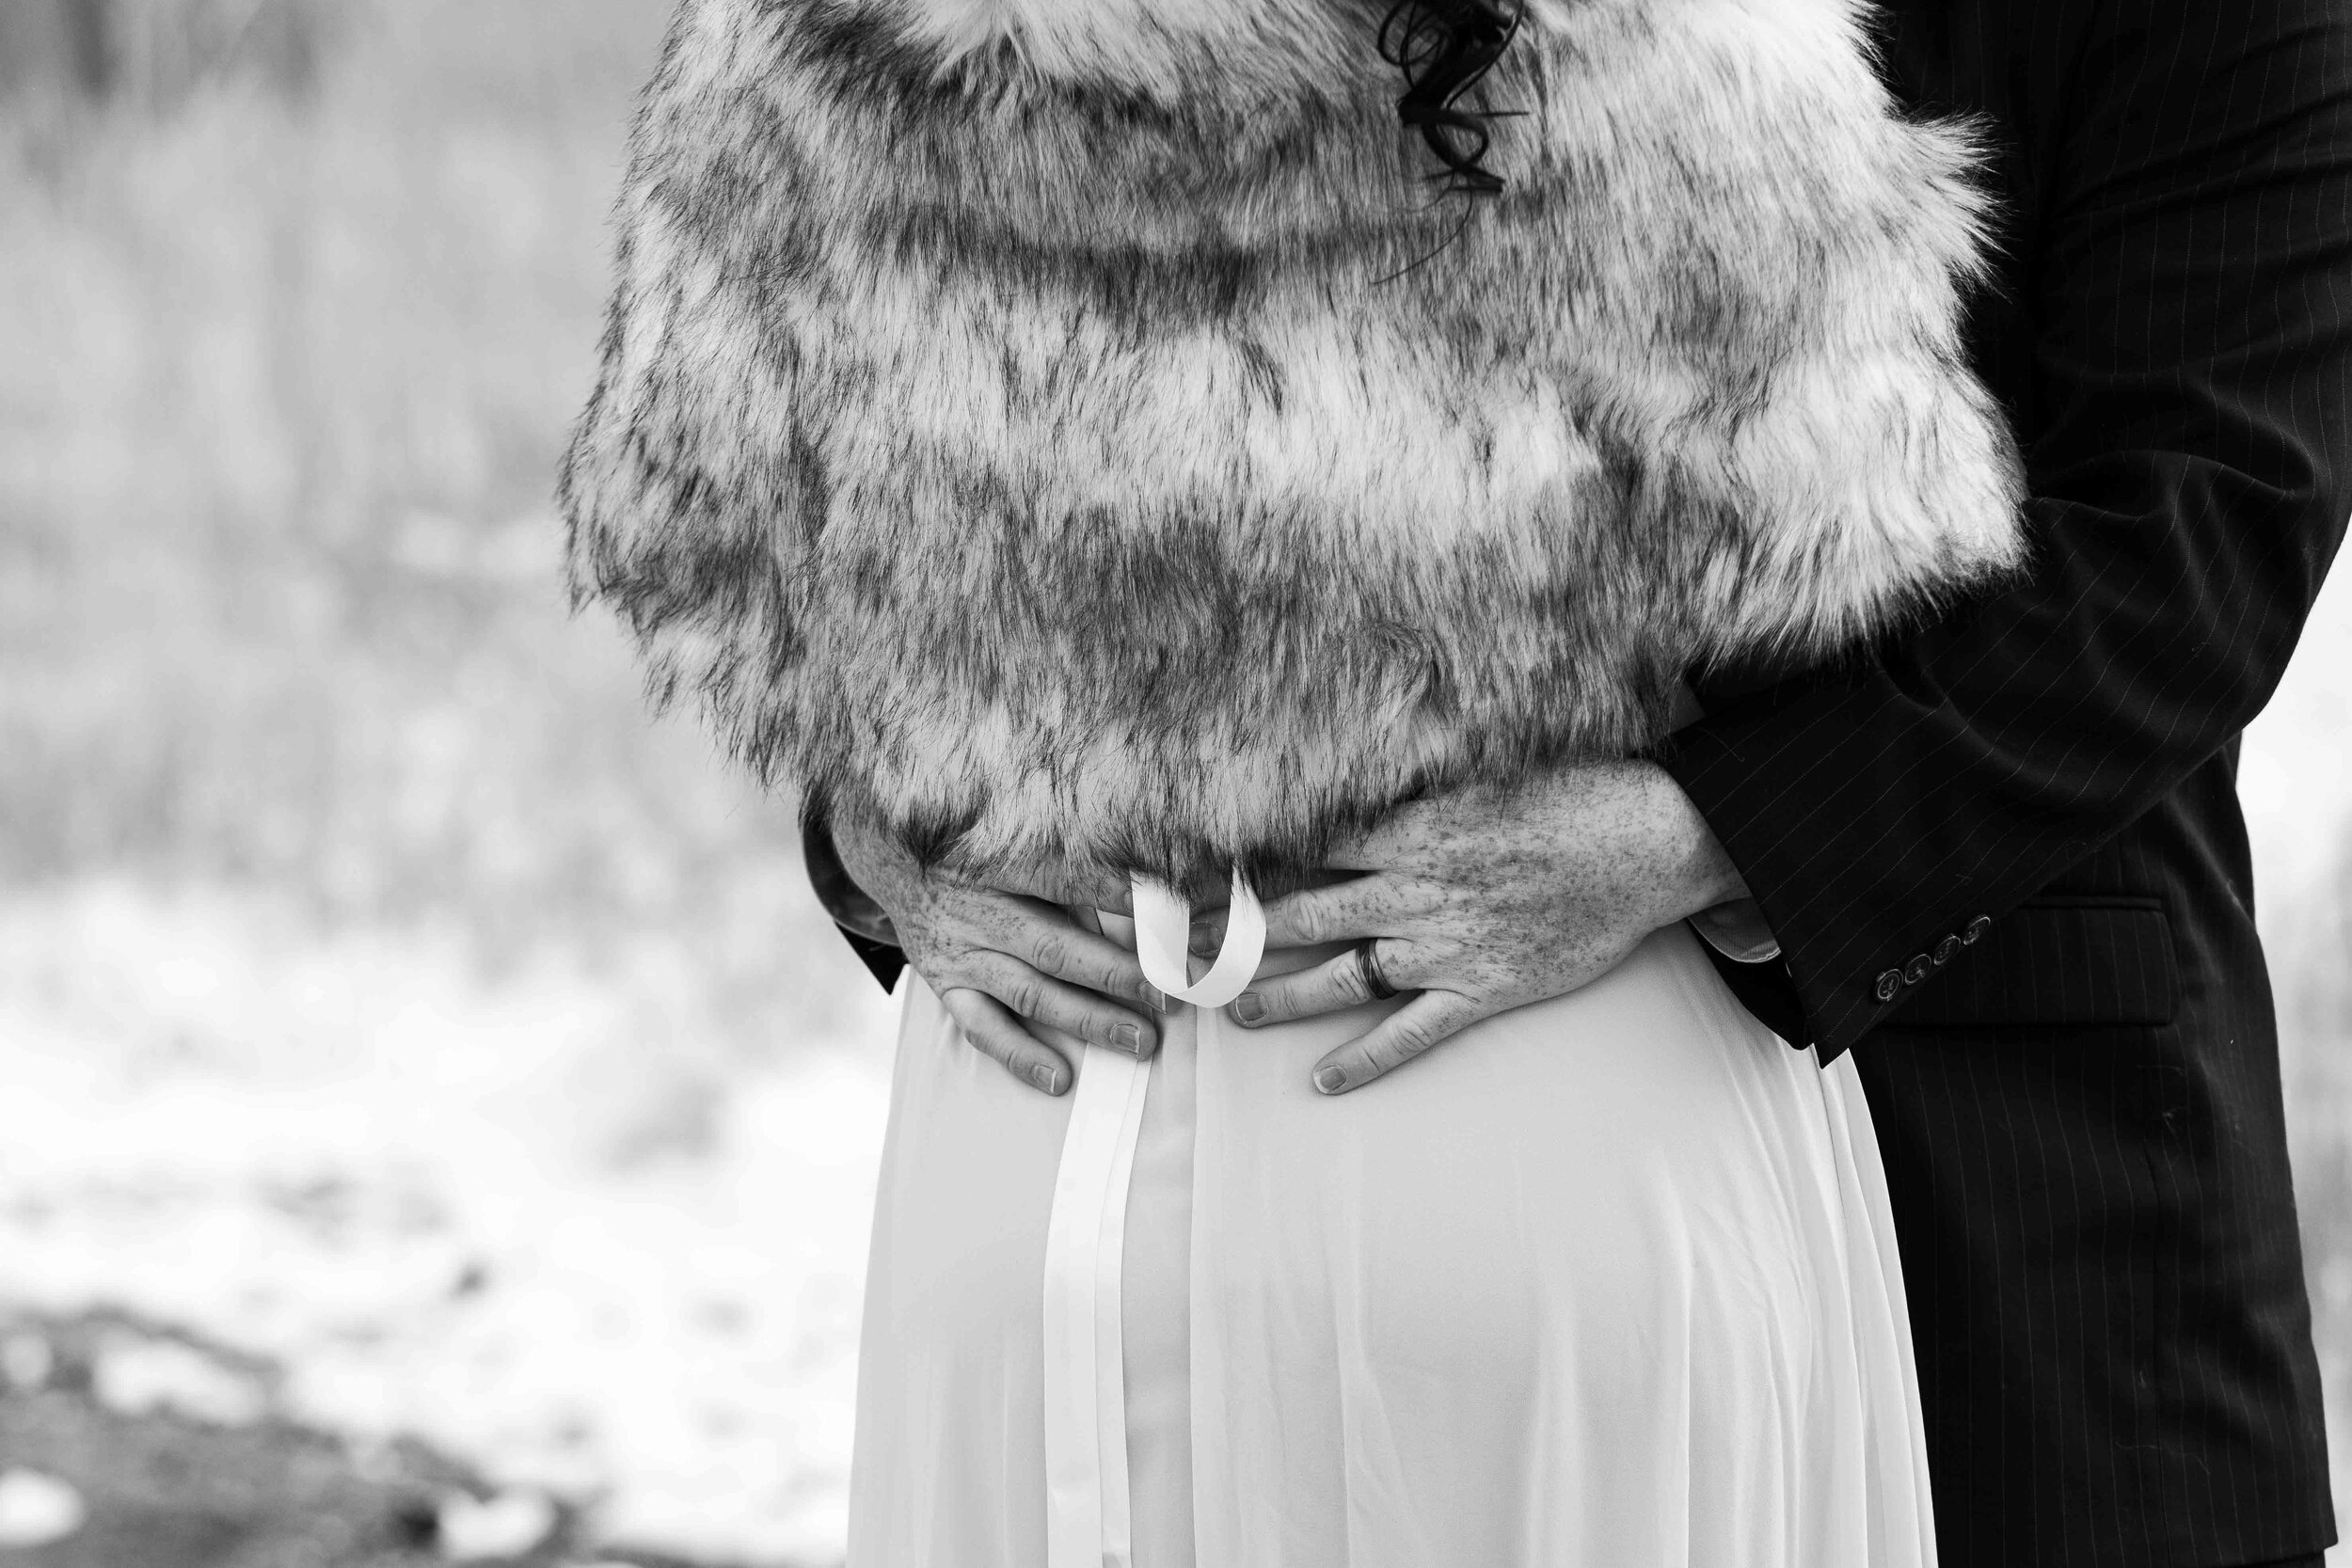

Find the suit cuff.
[
  {"left": 799, "top": 803, "right": 906, "bottom": 994},
  {"left": 837, "top": 927, "right": 907, "bottom": 994}
]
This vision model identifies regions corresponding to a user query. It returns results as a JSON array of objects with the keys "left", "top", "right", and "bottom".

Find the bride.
[{"left": 560, "top": 0, "right": 2026, "bottom": 1561}]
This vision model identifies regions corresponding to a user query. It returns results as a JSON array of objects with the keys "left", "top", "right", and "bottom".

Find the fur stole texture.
[{"left": 560, "top": 0, "right": 2026, "bottom": 897}]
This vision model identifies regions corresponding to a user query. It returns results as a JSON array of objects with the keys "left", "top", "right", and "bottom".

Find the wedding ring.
[{"left": 1354, "top": 940, "right": 1401, "bottom": 1001}]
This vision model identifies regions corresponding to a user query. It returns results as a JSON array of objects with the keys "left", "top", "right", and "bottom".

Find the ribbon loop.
[{"left": 1131, "top": 868, "right": 1267, "bottom": 1010}]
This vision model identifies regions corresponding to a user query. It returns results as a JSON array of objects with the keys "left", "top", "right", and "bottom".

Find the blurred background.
[{"left": 0, "top": 1, "right": 2343, "bottom": 1564}]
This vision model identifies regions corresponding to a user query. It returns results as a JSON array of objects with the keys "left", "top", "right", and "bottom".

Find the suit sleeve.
[
  {"left": 1662, "top": 0, "right": 2352, "bottom": 1061},
  {"left": 803, "top": 801, "right": 908, "bottom": 994}
]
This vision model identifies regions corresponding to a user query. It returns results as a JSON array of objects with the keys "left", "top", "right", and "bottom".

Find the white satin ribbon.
[
  {"left": 1131, "top": 869, "right": 1267, "bottom": 1010},
  {"left": 1042, "top": 869, "right": 1263, "bottom": 1568},
  {"left": 1042, "top": 1038, "right": 1152, "bottom": 1568}
]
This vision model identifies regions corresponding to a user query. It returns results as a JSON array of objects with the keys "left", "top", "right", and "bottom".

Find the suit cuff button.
[
  {"left": 1901, "top": 954, "right": 1932, "bottom": 985},
  {"left": 1963, "top": 914, "right": 1993, "bottom": 944},
  {"left": 1934, "top": 934, "right": 1962, "bottom": 965},
  {"left": 1873, "top": 969, "right": 1903, "bottom": 1003}
]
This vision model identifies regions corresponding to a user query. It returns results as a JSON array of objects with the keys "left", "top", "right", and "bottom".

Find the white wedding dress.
[{"left": 846, "top": 912, "right": 1935, "bottom": 1568}]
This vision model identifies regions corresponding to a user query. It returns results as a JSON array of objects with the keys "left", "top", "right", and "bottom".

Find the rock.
[
  {"left": 1, "top": 1332, "right": 54, "bottom": 1391},
  {"left": 93, "top": 1335, "right": 268, "bottom": 1427},
  {"left": 437, "top": 1488, "right": 557, "bottom": 1560},
  {"left": 0, "top": 1468, "right": 87, "bottom": 1547}
]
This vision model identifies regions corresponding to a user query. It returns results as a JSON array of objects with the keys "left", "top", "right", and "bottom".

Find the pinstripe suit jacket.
[
  {"left": 810, "top": 0, "right": 2349, "bottom": 1560},
  {"left": 1668, "top": 0, "right": 2350, "bottom": 1562}
]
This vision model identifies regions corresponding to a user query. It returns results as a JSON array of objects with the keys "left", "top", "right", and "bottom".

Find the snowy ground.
[{"left": 0, "top": 882, "right": 898, "bottom": 1564}]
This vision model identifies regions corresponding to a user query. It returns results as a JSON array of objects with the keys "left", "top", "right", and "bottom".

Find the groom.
[
  {"left": 1661, "top": 3, "right": 2349, "bottom": 1561},
  {"left": 809, "top": 0, "right": 2347, "bottom": 1561}
]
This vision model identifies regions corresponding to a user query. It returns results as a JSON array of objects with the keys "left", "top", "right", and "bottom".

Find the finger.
[
  {"left": 1227, "top": 942, "right": 1418, "bottom": 1027},
  {"left": 1191, "top": 876, "right": 1397, "bottom": 955},
  {"left": 941, "top": 987, "right": 1074, "bottom": 1095},
  {"left": 1073, "top": 879, "right": 1135, "bottom": 916},
  {"left": 963, "top": 952, "right": 1162, "bottom": 1060},
  {"left": 1310, "top": 990, "right": 1487, "bottom": 1096},
  {"left": 1016, "top": 913, "right": 1169, "bottom": 1014}
]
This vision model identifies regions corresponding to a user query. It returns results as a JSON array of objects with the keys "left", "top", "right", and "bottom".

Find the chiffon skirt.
[{"left": 846, "top": 918, "right": 1935, "bottom": 1568}]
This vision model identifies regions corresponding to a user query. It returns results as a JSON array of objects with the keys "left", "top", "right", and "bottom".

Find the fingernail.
[
  {"left": 1144, "top": 985, "right": 1171, "bottom": 1013},
  {"left": 1031, "top": 1064, "right": 1064, "bottom": 1094},
  {"left": 1313, "top": 1066, "right": 1349, "bottom": 1096},
  {"left": 1114, "top": 1022, "right": 1143, "bottom": 1054},
  {"left": 1232, "top": 991, "right": 1266, "bottom": 1025}
]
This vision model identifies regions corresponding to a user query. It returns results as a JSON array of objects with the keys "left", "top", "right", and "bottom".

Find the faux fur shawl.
[{"left": 560, "top": 0, "right": 2026, "bottom": 898}]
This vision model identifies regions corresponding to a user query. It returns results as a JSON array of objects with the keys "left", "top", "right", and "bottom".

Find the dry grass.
[{"left": 0, "top": 0, "right": 882, "bottom": 1053}]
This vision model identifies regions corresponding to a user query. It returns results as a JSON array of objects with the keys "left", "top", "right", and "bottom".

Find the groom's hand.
[
  {"left": 1193, "top": 761, "right": 1750, "bottom": 1095},
  {"left": 831, "top": 810, "right": 1167, "bottom": 1096}
]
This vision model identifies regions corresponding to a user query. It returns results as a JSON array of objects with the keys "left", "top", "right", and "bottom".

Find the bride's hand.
[
  {"left": 832, "top": 809, "right": 1167, "bottom": 1097},
  {"left": 1192, "top": 761, "right": 1750, "bottom": 1096}
]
